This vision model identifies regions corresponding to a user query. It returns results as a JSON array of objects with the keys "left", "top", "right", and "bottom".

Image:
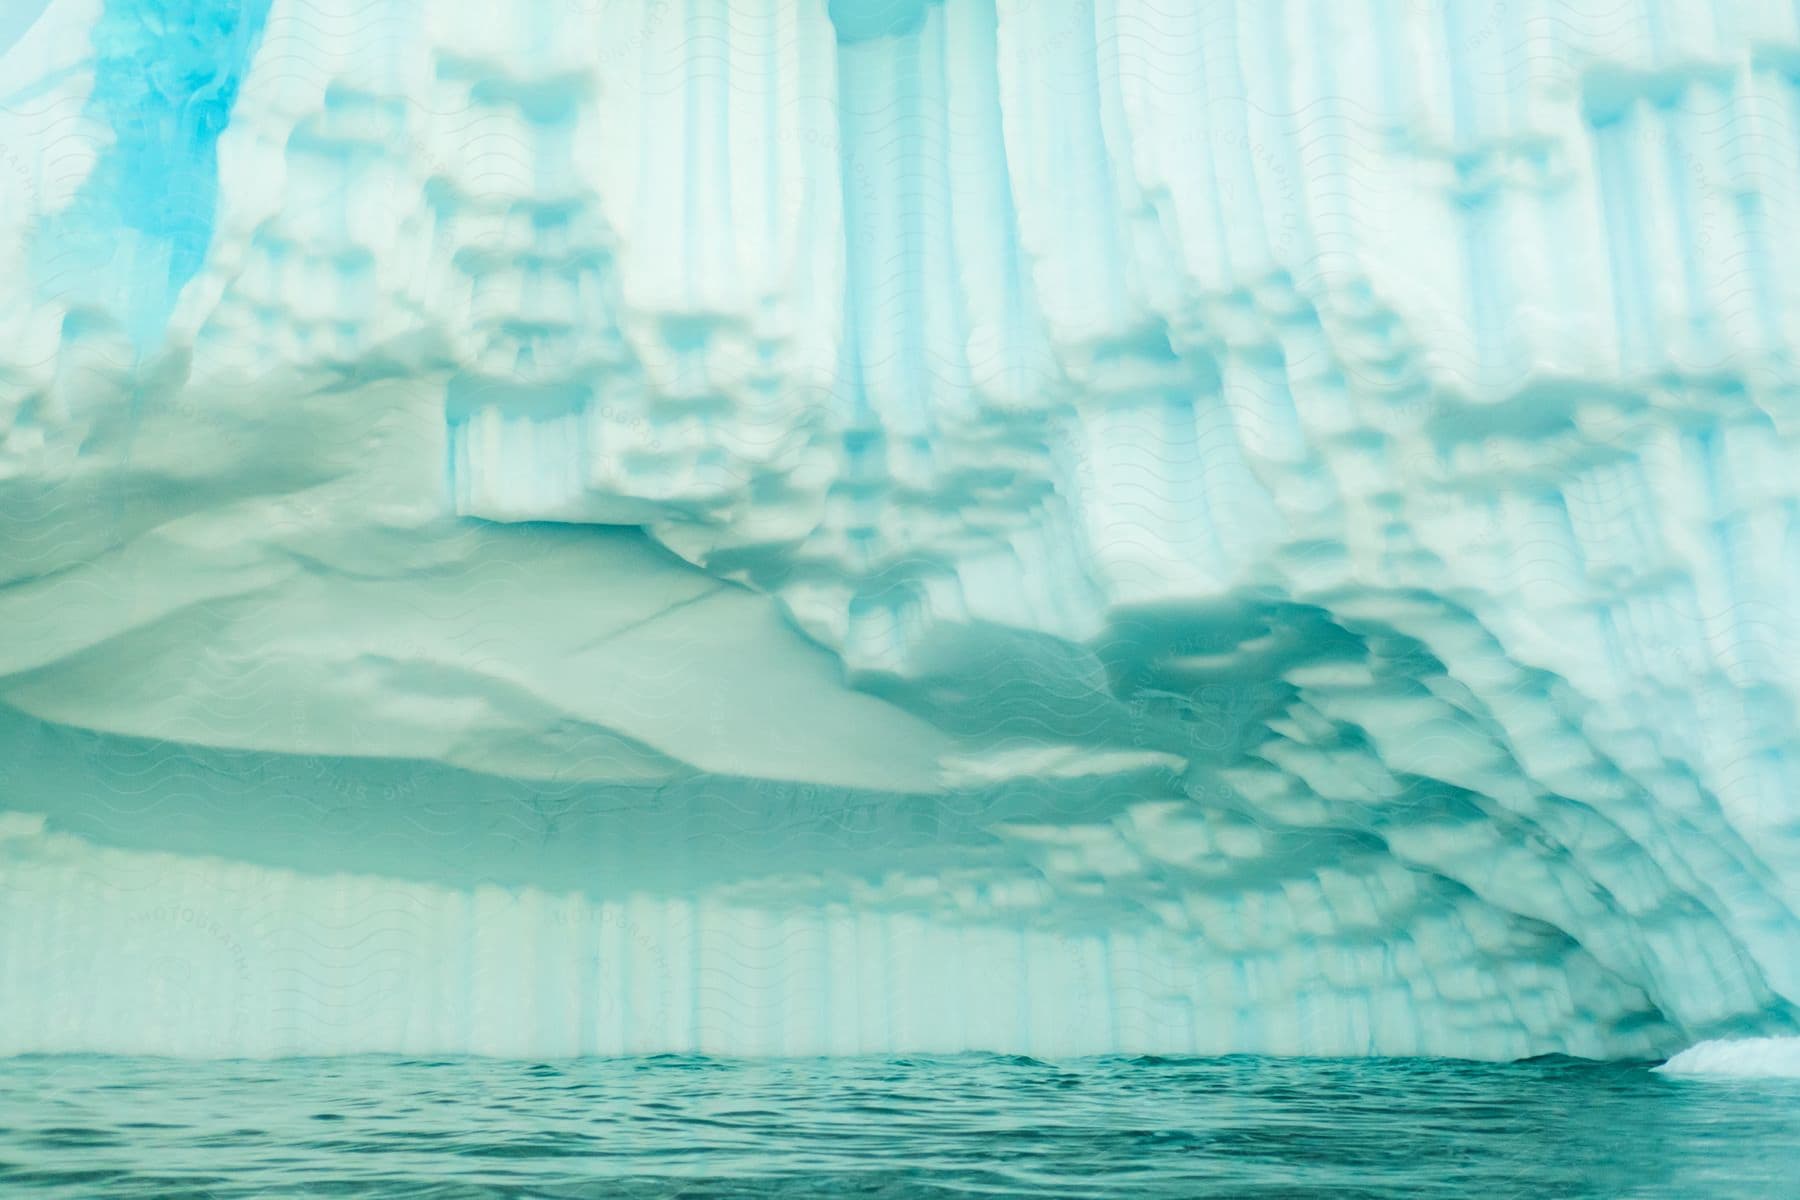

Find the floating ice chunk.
[{"left": 1656, "top": 1038, "right": 1800, "bottom": 1078}]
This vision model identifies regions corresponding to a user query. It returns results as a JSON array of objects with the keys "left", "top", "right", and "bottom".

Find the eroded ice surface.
[{"left": 1, "top": 0, "right": 1799, "bottom": 1059}]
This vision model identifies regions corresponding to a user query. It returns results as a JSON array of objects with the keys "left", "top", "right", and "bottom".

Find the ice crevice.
[{"left": 1, "top": 0, "right": 1800, "bottom": 1059}]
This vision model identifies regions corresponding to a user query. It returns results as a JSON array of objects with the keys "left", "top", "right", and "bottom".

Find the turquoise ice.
[{"left": 1, "top": 0, "right": 1799, "bottom": 1065}]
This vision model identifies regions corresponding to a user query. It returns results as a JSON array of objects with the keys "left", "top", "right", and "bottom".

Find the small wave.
[{"left": 1655, "top": 1037, "right": 1800, "bottom": 1078}]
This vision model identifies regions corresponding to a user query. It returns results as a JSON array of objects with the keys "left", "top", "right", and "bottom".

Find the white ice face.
[
  {"left": 1658, "top": 1036, "right": 1800, "bottom": 1077},
  {"left": 1, "top": 0, "right": 1797, "bottom": 1060}
]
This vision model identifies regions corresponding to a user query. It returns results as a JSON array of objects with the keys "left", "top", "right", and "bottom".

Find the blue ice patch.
[{"left": 38, "top": 0, "right": 271, "bottom": 348}]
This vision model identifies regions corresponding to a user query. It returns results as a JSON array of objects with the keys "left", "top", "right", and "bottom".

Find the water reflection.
[{"left": 1, "top": 1053, "right": 1795, "bottom": 1197}]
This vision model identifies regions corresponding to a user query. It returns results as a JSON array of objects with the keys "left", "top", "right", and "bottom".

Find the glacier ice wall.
[{"left": 2, "top": 0, "right": 1800, "bottom": 1059}]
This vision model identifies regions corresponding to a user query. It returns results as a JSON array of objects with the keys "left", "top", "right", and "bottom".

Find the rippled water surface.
[{"left": 1, "top": 1053, "right": 1796, "bottom": 1197}]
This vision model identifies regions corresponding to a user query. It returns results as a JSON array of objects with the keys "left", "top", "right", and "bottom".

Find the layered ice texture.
[{"left": 3, "top": 0, "right": 1800, "bottom": 1060}]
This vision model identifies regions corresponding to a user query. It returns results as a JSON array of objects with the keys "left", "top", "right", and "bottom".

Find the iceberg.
[
  {"left": 1657, "top": 1037, "right": 1800, "bottom": 1078},
  {"left": 1, "top": 0, "right": 1798, "bottom": 1060}
]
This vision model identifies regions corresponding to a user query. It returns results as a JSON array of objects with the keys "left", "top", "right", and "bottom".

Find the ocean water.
[{"left": 0, "top": 1054, "right": 1796, "bottom": 1198}]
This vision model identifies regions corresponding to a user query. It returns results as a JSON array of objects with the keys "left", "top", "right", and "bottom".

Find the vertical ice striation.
[{"left": 1, "top": 0, "right": 1799, "bottom": 1059}]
